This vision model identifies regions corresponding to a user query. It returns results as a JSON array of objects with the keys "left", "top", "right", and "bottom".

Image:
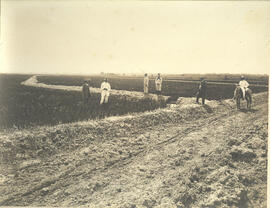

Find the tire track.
[{"left": 0, "top": 93, "right": 267, "bottom": 206}]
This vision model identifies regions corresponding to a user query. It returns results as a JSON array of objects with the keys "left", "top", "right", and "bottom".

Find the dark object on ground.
[{"left": 82, "top": 82, "right": 90, "bottom": 105}]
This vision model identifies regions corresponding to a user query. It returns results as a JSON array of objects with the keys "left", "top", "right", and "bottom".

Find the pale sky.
[{"left": 1, "top": 0, "right": 270, "bottom": 75}]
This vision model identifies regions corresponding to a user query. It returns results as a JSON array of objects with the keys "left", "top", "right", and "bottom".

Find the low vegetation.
[
  {"left": 38, "top": 74, "right": 268, "bottom": 100},
  {"left": 0, "top": 74, "right": 165, "bottom": 129},
  {"left": 0, "top": 73, "right": 268, "bottom": 129}
]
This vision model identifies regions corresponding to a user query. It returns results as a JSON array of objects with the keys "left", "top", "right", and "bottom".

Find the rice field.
[
  {"left": 38, "top": 74, "right": 268, "bottom": 100},
  {"left": 0, "top": 73, "right": 268, "bottom": 129}
]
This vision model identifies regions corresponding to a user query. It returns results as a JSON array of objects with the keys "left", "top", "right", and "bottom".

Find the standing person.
[
  {"left": 144, "top": 73, "right": 149, "bottom": 94},
  {"left": 155, "top": 73, "right": 163, "bottom": 94},
  {"left": 82, "top": 80, "right": 90, "bottom": 105},
  {"left": 196, "top": 77, "right": 207, "bottom": 105},
  {"left": 239, "top": 75, "right": 249, "bottom": 100},
  {"left": 100, "top": 78, "right": 111, "bottom": 105}
]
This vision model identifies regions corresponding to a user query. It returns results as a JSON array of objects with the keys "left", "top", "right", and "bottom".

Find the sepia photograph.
[{"left": 0, "top": 0, "right": 269, "bottom": 207}]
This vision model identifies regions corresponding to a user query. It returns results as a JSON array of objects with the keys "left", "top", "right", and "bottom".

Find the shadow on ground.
[
  {"left": 239, "top": 108, "right": 258, "bottom": 113},
  {"left": 202, "top": 104, "right": 214, "bottom": 113}
]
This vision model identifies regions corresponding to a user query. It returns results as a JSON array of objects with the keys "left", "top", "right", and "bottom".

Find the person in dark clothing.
[
  {"left": 82, "top": 80, "right": 90, "bottom": 105},
  {"left": 196, "top": 78, "right": 207, "bottom": 105}
]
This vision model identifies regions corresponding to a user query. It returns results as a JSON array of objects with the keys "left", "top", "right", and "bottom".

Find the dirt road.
[{"left": 0, "top": 93, "right": 268, "bottom": 207}]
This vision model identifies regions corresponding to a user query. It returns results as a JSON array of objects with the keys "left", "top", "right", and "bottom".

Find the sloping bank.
[
  {"left": 0, "top": 92, "right": 267, "bottom": 163},
  {"left": 21, "top": 75, "right": 170, "bottom": 102}
]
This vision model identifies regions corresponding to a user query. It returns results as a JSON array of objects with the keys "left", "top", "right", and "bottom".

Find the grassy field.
[
  {"left": 38, "top": 74, "right": 268, "bottom": 100},
  {"left": 0, "top": 73, "right": 268, "bottom": 129},
  {"left": 163, "top": 73, "right": 268, "bottom": 84},
  {"left": 0, "top": 74, "right": 165, "bottom": 129}
]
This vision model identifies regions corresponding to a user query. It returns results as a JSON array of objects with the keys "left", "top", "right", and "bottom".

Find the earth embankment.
[
  {"left": 21, "top": 75, "right": 170, "bottom": 102},
  {"left": 0, "top": 92, "right": 268, "bottom": 207}
]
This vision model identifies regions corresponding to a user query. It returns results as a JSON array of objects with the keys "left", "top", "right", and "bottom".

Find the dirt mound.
[
  {"left": 0, "top": 92, "right": 266, "bottom": 162},
  {"left": 176, "top": 97, "right": 197, "bottom": 105},
  {"left": 0, "top": 92, "right": 267, "bottom": 207}
]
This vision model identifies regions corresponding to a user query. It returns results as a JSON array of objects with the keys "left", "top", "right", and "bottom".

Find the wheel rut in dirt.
[{"left": 0, "top": 92, "right": 268, "bottom": 207}]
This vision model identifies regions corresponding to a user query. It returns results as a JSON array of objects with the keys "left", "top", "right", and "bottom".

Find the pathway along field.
[
  {"left": 21, "top": 75, "right": 170, "bottom": 102},
  {"left": 0, "top": 92, "right": 268, "bottom": 207}
]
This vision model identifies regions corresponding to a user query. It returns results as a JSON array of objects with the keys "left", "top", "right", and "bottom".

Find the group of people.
[
  {"left": 82, "top": 73, "right": 164, "bottom": 106},
  {"left": 143, "top": 73, "right": 163, "bottom": 94},
  {"left": 82, "top": 78, "right": 111, "bottom": 106},
  {"left": 82, "top": 74, "right": 250, "bottom": 106},
  {"left": 195, "top": 75, "right": 250, "bottom": 105}
]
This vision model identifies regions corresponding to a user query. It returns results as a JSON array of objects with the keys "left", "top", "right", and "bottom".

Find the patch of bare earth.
[{"left": 0, "top": 92, "right": 267, "bottom": 207}]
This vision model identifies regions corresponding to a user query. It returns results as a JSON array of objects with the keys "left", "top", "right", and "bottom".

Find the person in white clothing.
[
  {"left": 100, "top": 78, "right": 111, "bottom": 105},
  {"left": 155, "top": 73, "right": 163, "bottom": 94},
  {"left": 239, "top": 75, "right": 249, "bottom": 100},
  {"left": 144, "top": 73, "right": 149, "bottom": 94}
]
